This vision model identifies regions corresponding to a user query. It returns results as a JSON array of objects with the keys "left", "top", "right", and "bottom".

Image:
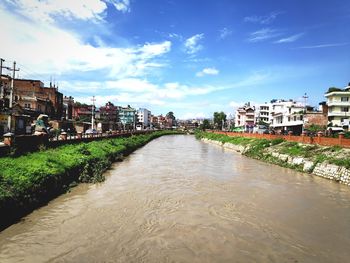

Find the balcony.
[
  {"left": 327, "top": 101, "right": 350, "bottom": 107},
  {"left": 328, "top": 112, "right": 350, "bottom": 117}
]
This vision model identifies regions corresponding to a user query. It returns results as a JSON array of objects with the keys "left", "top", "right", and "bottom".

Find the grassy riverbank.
[
  {"left": 196, "top": 131, "right": 350, "bottom": 174},
  {"left": 0, "top": 130, "right": 180, "bottom": 230}
]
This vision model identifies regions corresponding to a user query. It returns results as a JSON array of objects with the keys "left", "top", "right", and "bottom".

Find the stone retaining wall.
[{"left": 202, "top": 138, "right": 350, "bottom": 186}]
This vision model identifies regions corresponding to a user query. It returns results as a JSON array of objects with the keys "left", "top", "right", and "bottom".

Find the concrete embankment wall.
[{"left": 202, "top": 138, "right": 350, "bottom": 186}]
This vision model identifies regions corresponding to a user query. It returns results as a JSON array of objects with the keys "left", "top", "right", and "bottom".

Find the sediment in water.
[
  {"left": 199, "top": 132, "right": 350, "bottom": 187},
  {"left": 0, "top": 131, "right": 180, "bottom": 231}
]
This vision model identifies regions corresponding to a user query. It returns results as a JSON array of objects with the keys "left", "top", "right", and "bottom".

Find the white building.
[
  {"left": 325, "top": 84, "right": 350, "bottom": 129},
  {"left": 234, "top": 102, "right": 255, "bottom": 131},
  {"left": 270, "top": 100, "right": 305, "bottom": 134},
  {"left": 137, "top": 108, "right": 151, "bottom": 128},
  {"left": 255, "top": 103, "right": 272, "bottom": 124}
]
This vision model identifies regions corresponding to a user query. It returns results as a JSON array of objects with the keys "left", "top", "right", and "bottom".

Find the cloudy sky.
[{"left": 1, "top": 0, "right": 349, "bottom": 119}]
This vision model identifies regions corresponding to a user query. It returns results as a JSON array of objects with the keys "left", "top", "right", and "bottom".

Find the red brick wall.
[{"left": 211, "top": 131, "right": 350, "bottom": 148}]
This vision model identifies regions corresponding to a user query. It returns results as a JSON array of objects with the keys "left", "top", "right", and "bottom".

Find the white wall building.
[
  {"left": 255, "top": 103, "right": 272, "bottom": 124},
  {"left": 270, "top": 100, "right": 305, "bottom": 134},
  {"left": 325, "top": 84, "right": 350, "bottom": 128},
  {"left": 137, "top": 108, "right": 151, "bottom": 128}
]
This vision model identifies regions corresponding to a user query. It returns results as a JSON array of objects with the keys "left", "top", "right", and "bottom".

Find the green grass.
[
  {"left": 197, "top": 130, "right": 350, "bottom": 172},
  {"left": 0, "top": 130, "right": 180, "bottom": 229}
]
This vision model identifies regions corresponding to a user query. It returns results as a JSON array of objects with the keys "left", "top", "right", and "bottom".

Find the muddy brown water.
[{"left": 1, "top": 135, "right": 350, "bottom": 263}]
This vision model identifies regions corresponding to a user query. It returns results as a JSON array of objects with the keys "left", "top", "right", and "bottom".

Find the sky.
[{"left": 1, "top": 0, "right": 349, "bottom": 119}]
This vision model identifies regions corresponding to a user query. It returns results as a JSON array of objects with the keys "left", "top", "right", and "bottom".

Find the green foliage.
[
  {"left": 0, "top": 130, "right": 180, "bottom": 227},
  {"left": 213, "top": 112, "right": 226, "bottom": 129},
  {"left": 307, "top": 124, "right": 326, "bottom": 133},
  {"left": 199, "top": 119, "right": 212, "bottom": 130},
  {"left": 166, "top": 111, "right": 176, "bottom": 121},
  {"left": 270, "top": 138, "right": 285, "bottom": 146},
  {"left": 257, "top": 120, "right": 270, "bottom": 127},
  {"left": 344, "top": 132, "right": 350, "bottom": 139},
  {"left": 326, "top": 87, "right": 343, "bottom": 93}
]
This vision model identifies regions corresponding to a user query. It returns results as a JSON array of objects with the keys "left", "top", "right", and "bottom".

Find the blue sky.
[{"left": 1, "top": 0, "right": 349, "bottom": 119}]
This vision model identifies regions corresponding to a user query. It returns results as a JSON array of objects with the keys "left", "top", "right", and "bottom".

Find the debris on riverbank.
[
  {"left": 0, "top": 130, "right": 181, "bottom": 230},
  {"left": 197, "top": 131, "right": 350, "bottom": 186}
]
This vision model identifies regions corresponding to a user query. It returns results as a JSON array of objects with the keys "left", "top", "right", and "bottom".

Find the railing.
[{"left": 0, "top": 130, "right": 155, "bottom": 156}]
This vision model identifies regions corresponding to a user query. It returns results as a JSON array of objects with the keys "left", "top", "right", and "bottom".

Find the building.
[
  {"left": 255, "top": 103, "right": 272, "bottom": 124},
  {"left": 150, "top": 115, "right": 159, "bottom": 129},
  {"left": 117, "top": 105, "right": 136, "bottom": 130},
  {"left": 0, "top": 75, "right": 63, "bottom": 119},
  {"left": 302, "top": 102, "right": 328, "bottom": 131},
  {"left": 137, "top": 108, "right": 151, "bottom": 129},
  {"left": 96, "top": 101, "right": 118, "bottom": 131},
  {"left": 325, "top": 84, "right": 350, "bottom": 129},
  {"left": 63, "top": 96, "right": 74, "bottom": 120},
  {"left": 234, "top": 102, "right": 255, "bottom": 131},
  {"left": 270, "top": 99, "right": 305, "bottom": 134},
  {"left": 0, "top": 75, "right": 64, "bottom": 134},
  {"left": 72, "top": 103, "right": 93, "bottom": 122},
  {"left": 99, "top": 102, "right": 118, "bottom": 122}
]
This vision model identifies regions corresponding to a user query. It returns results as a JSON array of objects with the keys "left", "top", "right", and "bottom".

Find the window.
[
  {"left": 300, "top": 115, "right": 303, "bottom": 120},
  {"left": 294, "top": 116, "right": 297, "bottom": 121},
  {"left": 288, "top": 117, "right": 290, "bottom": 122},
  {"left": 341, "top": 107, "right": 349, "bottom": 112},
  {"left": 341, "top": 97, "right": 349, "bottom": 102}
]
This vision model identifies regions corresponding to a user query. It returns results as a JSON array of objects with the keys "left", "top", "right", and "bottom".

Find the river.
[{"left": 1, "top": 135, "right": 350, "bottom": 262}]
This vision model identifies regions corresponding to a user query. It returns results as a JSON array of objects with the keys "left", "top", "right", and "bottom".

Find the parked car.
[
  {"left": 85, "top": 129, "right": 98, "bottom": 134},
  {"left": 253, "top": 125, "right": 269, "bottom": 134}
]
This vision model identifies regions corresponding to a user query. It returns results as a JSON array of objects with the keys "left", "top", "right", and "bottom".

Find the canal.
[{"left": 1, "top": 135, "right": 350, "bottom": 262}]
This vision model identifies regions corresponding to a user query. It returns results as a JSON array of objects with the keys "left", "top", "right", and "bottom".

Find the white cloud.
[
  {"left": 274, "top": 33, "right": 304, "bottom": 43},
  {"left": 247, "top": 28, "right": 282, "bottom": 42},
  {"left": 296, "top": 43, "right": 349, "bottom": 49},
  {"left": 184, "top": 33, "right": 204, "bottom": 54},
  {"left": 219, "top": 28, "right": 232, "bottom": 40},
  {"left": 3, "top": 0, "right": 130, "bottom": 24},
  {"left": 0, "top": 6, "right": 171, "bottom": 78},
  {"left": 168, "top": 33, "right": 183, "bottom": 40},
  {"left": 196, "top": 67, "right": 219, "bottom": 77},
  {"left": 112, "top": 0, "right": 130, "bottom": 13},
  {"left": 140, "top": 41, "right": 172, "bottom": 58},
  {"left": 179, "top": 112, "right": 206, "bottom": 120},
  {"left": 244, "top": 11, "right": 283, "bottom": 25}
]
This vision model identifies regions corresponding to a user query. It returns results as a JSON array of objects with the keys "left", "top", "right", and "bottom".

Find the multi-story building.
[
  {"left": 270, "top": 99, "right": 305, "bottom": 134},
  {"left": 234, "top": 102, "right": 255, "bottom": 130},
  {"left": 137, "top": 108, "right": 151, "bottom": 129},
  {"left": 255, "top": 103, "right": 272, "bottom": 124},
  {"left": 72, "top": 103, "right": 93, "bottom": 122},
  {"left": 0, "top": 75, "right": 63, "bottom": 119},
  {"left": 117, "top": 105, "right": 136, "bottom": 129},
  {"left": 325, "top": 84, "right": 350, "bottom": 129},
  {"left": 99, "top": 102, "right": 118, "bottom": 122}
]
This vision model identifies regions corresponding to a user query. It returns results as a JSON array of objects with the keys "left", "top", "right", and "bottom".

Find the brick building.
[{"left": 0, "top": 75, "right": 63, "bottom": 119}]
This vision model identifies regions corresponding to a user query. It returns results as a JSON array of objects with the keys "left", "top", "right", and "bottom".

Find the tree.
[
  {"left": 213, "top": 112, "right": 226, "bottom": 130},
  {"left": 257, "top": 120, "right": 269, "bottom": 127},
  {"left": 326, "top": 87, "right": 342, "bottom": 94},
  {"left": 166, "top": 111, "right": 176, "bottom": 121},
  {"left": 200, "top": 119, "right": 212, "bottom": 130}
]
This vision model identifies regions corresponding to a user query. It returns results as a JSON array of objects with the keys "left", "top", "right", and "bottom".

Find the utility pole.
[
  {"left": 7, "top": 61, "right": 20, "bottom": 133},
  {"left": 0, "top": 58, "right": 4, "bottom": 99},
  {"left": 302, "top": 93, "right": 308, "bottom": 112},
  {"left": 91, "top": 96, "right": 96, "bottom": 130},
  {"left": 0, "top": 58, "right": 4, "bottom": 76}
]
